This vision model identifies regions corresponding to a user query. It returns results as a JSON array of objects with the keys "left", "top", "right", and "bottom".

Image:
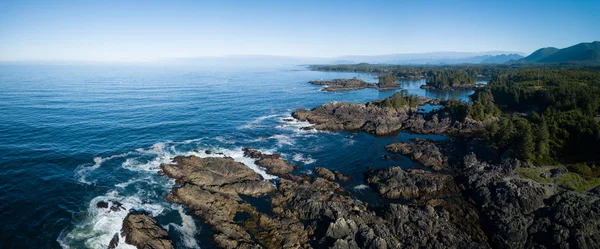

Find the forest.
[{"left": 313, "top": 63, "right": 600, "bottom": 186}]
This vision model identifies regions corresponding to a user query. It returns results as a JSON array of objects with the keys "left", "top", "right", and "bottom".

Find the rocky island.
[
  {"left": 292, "top": 92, "right": 485, "bottom": 135},
  {"left": 309, "top": 74, "right": 399, "bottom": 92},
  {"left": 308, "top": 78, "right": 377, "bottom": 91}
]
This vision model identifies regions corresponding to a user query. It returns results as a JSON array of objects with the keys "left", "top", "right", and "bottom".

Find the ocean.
[{"left": 0, "top": 64, "right": 477, "bottom": 248}]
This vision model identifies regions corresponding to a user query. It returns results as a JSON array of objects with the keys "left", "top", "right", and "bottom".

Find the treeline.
[
  {"left": 374, "top": 91, "right": 420, "bottom": 110},
  {"left": 425, "top": 70, "right": 475, "bottom": 88},
  {"left": 479, "top": 69, "right": 600, "bottom": 164}
]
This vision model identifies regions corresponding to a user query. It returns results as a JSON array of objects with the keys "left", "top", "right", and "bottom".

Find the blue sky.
[{"left": 0, "top": 0, "right": 598, "bottom": 62}]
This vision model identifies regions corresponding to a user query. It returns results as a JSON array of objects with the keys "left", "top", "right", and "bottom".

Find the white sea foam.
[
  {"left": 75, "top": 152, "right": 134, "bottom": 184},
  {"left": 292, "top": 153, "right": 316, "bottom": 165},
  {"left": 268, "top": 134, "right": 295, "bottom": 146},
  {"left": 188, "top": 146, "right": 278, "bottom": 180},
  {"left": 58, "top": 190, "right": 165, "bottom": 249},
  {"left": 168, "top": 206, "right": 201, "bottom": 249},
  {"left": 65, "top": 138, "right": 280, "bottom": 249},
  {"left": 238, "top": 114, "right": 281, "bottom": 129},
  {"left": 353, "top": 184, "right": 369, "bottom": 190}
]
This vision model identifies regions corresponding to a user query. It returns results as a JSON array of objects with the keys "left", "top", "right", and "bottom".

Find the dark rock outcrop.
[
  {"left": 255, "top": 157, "right": 294, "bottom": 176},
  {"left": 333, "top": 170, "right": 351, "bottom": 182},
  {"left": 121, "top": 211, "right": 174, "bottom": 249},
  {"left": 161, "top": 156, "right": 307, "bottom": 249},
  {"left": 309, "top": 78, "right": 377, "bottom": 91},
  {"left": 366, "top": 166, "right": 456, "bottom": 199},
  {"left": 107, "top": 233, "right": 119, "bottom": 249},
  {"left": 292, "top": 99, "right": 485, "bottom": 136},
  {"left": 385, "top": 139, "right": 448, "bottom": 170},
  {"left": 97, "top": 201, "right": 109, "bottom": 209},
  {"left": 314, "top": 167, "right": 335, "bottom": 181}
]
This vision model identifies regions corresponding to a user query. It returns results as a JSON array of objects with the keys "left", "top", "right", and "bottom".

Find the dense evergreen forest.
[{"left": 312, "top": 63, "right": 600, "bottom": 186}]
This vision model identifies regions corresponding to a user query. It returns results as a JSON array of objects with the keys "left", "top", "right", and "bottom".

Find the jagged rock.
[
  {"left": 255, "top": 157, "right": 294, "bottom": 176},
  {"left": 366, "top": 167, "right": 456, "bottom": 199},
  {"left": 242, "top": 147, "right": 262, "bottom": 158},
  {"left": 590, "top": 185, "right": 600, "bottom": 196},
  {"left": 526, "top": 192, "right": 600, "bottom": 249},
  {"left": 380, "top": 203, "right": 488, "bottom": 249},
  {"left": 97, "top": 201, "right": 109, "bottom": 209},
  {"left": 292, "top": 98, "right": 485, "bottom": 136},
  {"left": 314, "top": 167, "right": 335, "bottom": 181},
  {"left": 385, "top": 139, "right": 447, "bottom": 170},
  {"left": 107, "top": 233, "right": 119, "bottom": 249},
  {"left": 161, "top": 156, "right": 308, "bottom": 249},
  {"left": 334, "top": 170, "right": 351, "bottom": 182},
  {"left": 121, "top": 211, "right": 174, "bottom": 249}
]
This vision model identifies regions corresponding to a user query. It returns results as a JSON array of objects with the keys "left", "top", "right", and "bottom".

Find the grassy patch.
[
  {"left": 516, "top": 168, "right": 554, "bottom": 184},
  {"left": 517, "top": 167, "right": 600, "bottom": 192},
  {"left": 555, "top": 173, "right": 600, "bottom": 192}
]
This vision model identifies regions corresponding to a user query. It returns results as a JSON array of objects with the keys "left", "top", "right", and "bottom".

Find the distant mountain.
[
  {"left": 333, "top": 51, "right": 524, "bottom": 65},
  {"left": 519, "top": 41, "right": 600, "bottom": 63},
  {"left": 518, "top": 47, "right": 560, "bottom": 63},
  {"left": 481, "top": 54, "right": 524, "bottom": 64}
]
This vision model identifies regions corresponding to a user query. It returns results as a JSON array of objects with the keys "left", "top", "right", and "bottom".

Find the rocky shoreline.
[
  {"left": 147, "top": 138, "right": 600, "bottom": 249},
  {"left": 309, "top": 78, "right": 377, "bottom": 91},
  {"left": 292, "top": 96, "right": 485, "bottom": 136},
  {"left": 420, "top": 84, "right": 479, "bottom": 90},
  {"left": 111, "top": 87, "right": 598, "bottom": 249}
]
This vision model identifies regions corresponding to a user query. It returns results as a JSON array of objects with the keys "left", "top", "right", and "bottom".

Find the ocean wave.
[
  {"left": 353, "top": 184, "right": 369, "bottom": 190},
  {"left": 292, "top": 153, "right": 316, "bottom": 165},
  {"left": 65, "top": 138, "right": 279, "bottom": 248},
  {"left": 237, "top": 114, "right": 282, "bottom": 129},
  {"left": 268, "top": 134, "right": 295, "bottom": 146},
  {"left": 58, "top": 190, "right": 165, "bottom": 249},
  {"left": 75, "top": 152, "right": 135, "bottom": 184},
  {"left": 167, "top": 206, "right": 201, "bottom": 249}
]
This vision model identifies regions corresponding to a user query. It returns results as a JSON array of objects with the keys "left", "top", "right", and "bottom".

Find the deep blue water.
[{"left": 0, "top": 64, "right": 475, "bottom": 249}]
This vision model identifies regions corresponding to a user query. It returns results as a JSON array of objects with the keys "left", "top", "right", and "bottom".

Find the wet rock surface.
[
  {"left": 121, "top": 210, "right": 174, "bottom": 249},
  {"left": 385, "top": 138, "right": 448, "bottom": 171},
  {"left": 292, "top": 99, "right": 485, "bottom": 135}
]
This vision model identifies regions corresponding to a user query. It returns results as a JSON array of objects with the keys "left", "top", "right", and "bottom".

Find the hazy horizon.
[{"left": 1, "top": 0, "right": 599, "bottom": 62}]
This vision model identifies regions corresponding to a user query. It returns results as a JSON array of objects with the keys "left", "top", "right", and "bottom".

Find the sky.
[{"left": 0, "top": 0, "right": 599, "bottom": 62}]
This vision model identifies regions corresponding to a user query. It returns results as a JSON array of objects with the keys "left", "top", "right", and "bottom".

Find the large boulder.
[
  {"left": 121, "top": 210, "right": 174, "bottom": 249},
  {"left": 366, "top": 167, "right": 456, "bottom": 200},
  {"left": 314, "top": 167, "right": 335, "bottom": 181},
  {"left": 385, "top": 139, "right": 448, "bottom": 171}
]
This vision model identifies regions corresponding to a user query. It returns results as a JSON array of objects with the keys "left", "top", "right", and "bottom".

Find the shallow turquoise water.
[{"left": 0, "top": 64, "right": 473, "bottom": 248}]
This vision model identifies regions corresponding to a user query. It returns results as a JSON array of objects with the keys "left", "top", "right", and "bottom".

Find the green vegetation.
[
  {"left": 555, "top": 173, "right": 600, "bottom": 192},
  {"left": 425, "top": 69, "right": 475, "bottom": 88},
  {"left": 483, "top": 69, "right": 600, "bottom": 164},
  {"left": 517, "top": 167, "right": 600, "bottom": 192},
  {"left": 516, "top": 168, "right": 554, "bottom": 184},
  {"left": 312, "top": 62, "right": 600, "bottom": 190},
  {"left": 378, "top": 74, "right": 398, "bottom": 88},
  {"left": 375, "top": 91, "right": 419, "bottom": 110}
]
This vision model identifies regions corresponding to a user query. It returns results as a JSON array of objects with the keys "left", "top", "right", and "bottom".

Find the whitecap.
[
  {"left": 353, "top": 184, "right": 369, "bottom": 190},
  {"left": 238, "top": 114, "right": 282, "bottom": 129},
  {"left": 292, "top": 153, "right": 316, "bottom": 165},
  {"left": 58, "top": 190, "right": 165, "bottom": 249},
  {"left": 75, "top": 152, "right": 135, "bottom": 184},
  {"left": 269, "top": 134, "right": 295, "bottom": 146},
  {"left": 168, "top": 206, "right": 201, "bottom": 249}
]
